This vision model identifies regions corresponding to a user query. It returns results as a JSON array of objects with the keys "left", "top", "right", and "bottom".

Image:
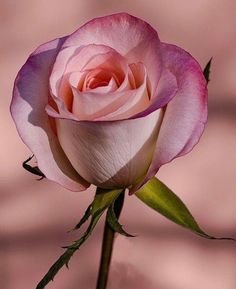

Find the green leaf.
[
  {"left": 36, "top": 187, "right": 123, "bottom": 289},
  {"left": 203, "top": 57, "right": 212, "bottom": 84},
  {"left": 107, "top": 193, "right": 134, "bottom": 237},
  {"left": 136, "top": 177, "right": 235, "bottom": 240}
]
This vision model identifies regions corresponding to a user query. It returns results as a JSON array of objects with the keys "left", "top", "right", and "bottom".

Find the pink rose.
[{"left": 11, "top": 13, "right": 207, "bottom": 193}]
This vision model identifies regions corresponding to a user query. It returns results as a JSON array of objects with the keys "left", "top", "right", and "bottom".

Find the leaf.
[
  {"left": 36, "top": 188, "right": 123, "bottom": 289},
  {"left": 203, "top": 57, "right": 212, "bottom": 84},
  {"left": 136, "top": 177, "right": 235, "bottom": 240},
  {"left": 107, "top": 193, "right": 134, "bottom": 237}
]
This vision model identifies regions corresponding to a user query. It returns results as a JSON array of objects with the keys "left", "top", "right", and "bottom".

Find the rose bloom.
[{"left": 11, "top": 13, "right": 207, "bottom": 193}]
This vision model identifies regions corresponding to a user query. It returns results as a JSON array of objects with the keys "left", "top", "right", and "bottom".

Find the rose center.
[
  {"left": 82, "top": 68, "right": 120, "bottom": 92},
  {"left": 85, "top": 70, "right": 111, "bottom": 90}
]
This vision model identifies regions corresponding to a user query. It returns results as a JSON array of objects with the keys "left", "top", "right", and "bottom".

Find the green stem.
[{"left": 96, "top": 192, "right": 125, "bottom": 289}]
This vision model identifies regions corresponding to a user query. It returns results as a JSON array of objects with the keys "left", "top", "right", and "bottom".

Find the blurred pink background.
[{"left": 1, "top": 0, "right": 236, "bottom": 288}]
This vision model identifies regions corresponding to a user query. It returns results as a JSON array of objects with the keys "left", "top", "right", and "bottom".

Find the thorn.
[{"left": 61, "top": 246, "right": 69, "bottom": 249}]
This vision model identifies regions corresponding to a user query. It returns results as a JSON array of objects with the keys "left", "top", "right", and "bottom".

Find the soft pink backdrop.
[{"left": 1, "top": 1, "right": 236, "bottom": 288}]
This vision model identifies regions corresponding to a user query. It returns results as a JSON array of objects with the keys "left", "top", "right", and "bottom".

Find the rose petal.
[
  {"left": 88, "top": 77, "right": 118, "bottom": 93},
  {"left": 47, "top": 96, "right": 79, "bottom": 121},
  {"left": 11, "top": 37, "right": 90, "bottom": 191},
  {"left": 131, "top": 43, "right": 207, "bottom": 193},
  {"left": 54, "top": 109, "right": 162, "bottom": 189},
  {"left": 132, "top": 68, "right": 178, "bottom": 118},
  {"left": 71, "top": 86, "right": 135, "bottom": 120},
  {"left": 50, "top": 44, "right": 128, "bottom": 114},
  {"left": 80, "top": 50, "right": 127, "bottom": 86},
  {"left": 70, "top": 63, "right": 150, "bottom": 120},
  {"left": 62, "top": 13, "right": 162, "bottom": 97},
  {"left": 69, "top": 71, "right": 118, "bottom": 93},
  {"left": 50, "top": 44, "right": 126, "bottom": 95},
  {"left": 98, "top": 63, "right": 150, "bottom": 120}
]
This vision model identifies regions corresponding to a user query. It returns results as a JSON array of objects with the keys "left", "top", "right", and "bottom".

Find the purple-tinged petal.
[
  {"left": 62, "top": 13, "right": 162, "bottom": 97},
  {"left": 132, "top": 68, "right": 178, "bottom": 119},
  {"left": 131, "top": 43, "right": 207, "bottom": 193},
  {"left": 11, "top": 37, "right": 90, "bottom": 191}
]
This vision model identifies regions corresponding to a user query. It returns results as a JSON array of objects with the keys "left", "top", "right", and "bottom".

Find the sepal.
[
  {"left": 203, "top": 57, "right": 212, "bottom": 84},
  {"left": 23, "top": 155, "right": 45, "bottom": 180},
  {"left": 136, "top": 177, "right": 235, "bottom": 240},
  {"left": 107, "top": 193, "right": 135, "bottom": 237}
]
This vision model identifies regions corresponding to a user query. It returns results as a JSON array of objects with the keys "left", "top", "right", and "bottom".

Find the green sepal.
[
  {"left": 91, "top": 188, "right": 123, "bottom": 216},
  {"left": 136, "top": 177, "right": 235, "bottom": 240},
  {"left": 203, "top": 57, "right": 212, "bottom": 84},
  {"left": 71, "top": 188, "right": 123, "bottom": 232},
  {"left": 107, "top": 193, "right": 135, "bottom": 237},
  {"left": 36, "top": 187, "right": 123, "bottom": 289}
]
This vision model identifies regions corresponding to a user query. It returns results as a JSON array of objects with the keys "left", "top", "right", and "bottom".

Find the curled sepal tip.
[
  {"left": 22, "top": 155, "right": 45, "bottom": 180},
  {"left": 203, "top": 57, "right": 213, "bottom": 84},
  {"left": 107, "top": 193, "right": 135, "bottom": 237}
]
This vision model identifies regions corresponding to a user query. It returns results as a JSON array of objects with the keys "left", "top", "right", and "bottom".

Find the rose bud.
[{"left": 11, "top": 13, "right": 207, "bottom": 193}]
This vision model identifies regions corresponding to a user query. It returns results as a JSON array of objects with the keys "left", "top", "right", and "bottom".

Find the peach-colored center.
[{"left": 50, "top": 44, "right": 151, "bottom": 121}]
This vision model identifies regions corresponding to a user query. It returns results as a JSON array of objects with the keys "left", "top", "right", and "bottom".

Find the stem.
[{"left": 96, "top": 192, "right": 125, "bottom": 289}]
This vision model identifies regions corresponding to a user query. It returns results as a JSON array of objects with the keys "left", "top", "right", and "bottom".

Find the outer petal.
[
  {"left": 62, "top": 13, "right": 162, "bottom": 96},
  {"left": 54, "top": 109, "right": 163, "bottom": 189},
  {"left": 131, "top": 43, "right": 208, "bottom": 193},
  {"left": 10, "top": 38, "right": 90, "bottom": 191},
  {"left": 132, "top": 68, "right": 178, "bottom": 119}
]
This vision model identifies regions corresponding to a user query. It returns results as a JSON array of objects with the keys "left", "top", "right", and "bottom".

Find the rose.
[{"left": 11, "top": 13, "right": 207, "bottom": 193}]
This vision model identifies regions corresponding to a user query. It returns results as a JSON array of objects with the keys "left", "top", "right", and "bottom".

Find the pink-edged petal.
[
  {"left": 54, "top": 109, "right": 162, "bottom": 189},
  {"left": 71, "top": 86, "right": 135, "bottom": 120},
  {"left": 71, "top": 63, "right": 150, "bottom": 121},
  {"left": 129, "top": 62, "right": 147, "bottom": 88},
  {"left": 62, "top": 13, "right": 162, "bottom": 96},
  {"left": 81, "top": 50, "right": 127, "bottom": 85},
  {"left": 89, "top": 77, "right": 118, "bottom": 93},
  {"left": 131, "top": 43, "right": 207, "bottom": 193},
  {"left": 49, "top": 45, "right": 79, "bottom": 98},
  {"left": 68, "top": 58, "right": 136, "bottom": 120},
  {"left": 50, "top": 44, "right": 128, "bottom": 114},
  {"left": 132, "top": 68, "right": 178, "bottom": 118},
  {"left": 70, "top": 71, "right": 118, "bottom": 93},
  {"left": 100, "top": 85, "right": 149, "bottom": 120},
  {"left": 98, "top": 63, "right": 150, "bottom": 120},
  {"left": 11, "top": 37, "right": 90, "bottom": 191},
  {"left": 49, "top": 45, "right": 106, "bottom": 98},
  {"left": 47, "top": 96, "right": 79, "bottom": 121}
]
